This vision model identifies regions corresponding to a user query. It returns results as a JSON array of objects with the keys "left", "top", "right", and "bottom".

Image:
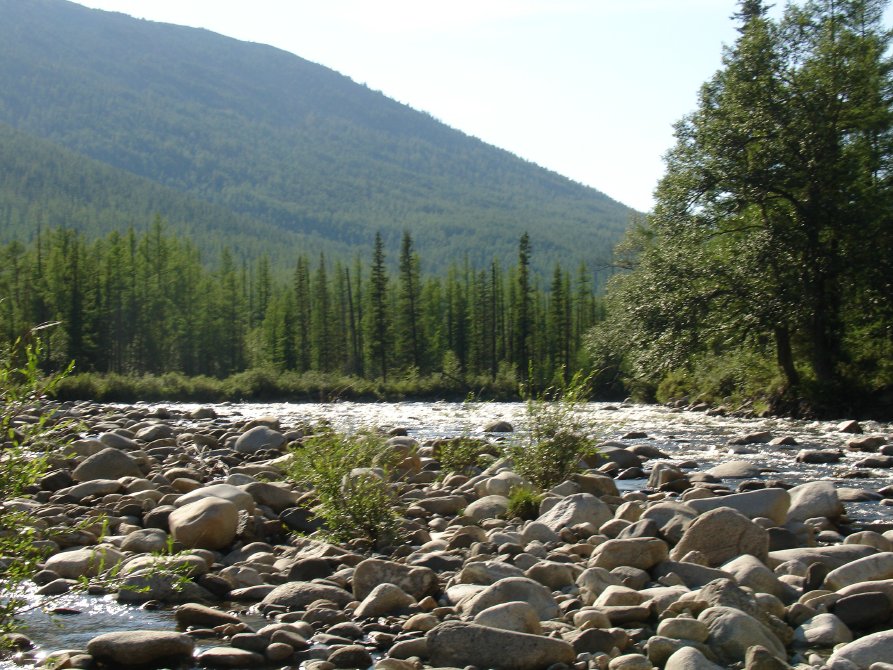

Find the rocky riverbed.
[{"left": 2, "top": 400, "right": 892, "bottom": 670}]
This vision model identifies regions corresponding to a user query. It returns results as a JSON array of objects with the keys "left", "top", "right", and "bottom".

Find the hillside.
[{"left": 0, "top": 0, "right": 634, "bottom": 275}]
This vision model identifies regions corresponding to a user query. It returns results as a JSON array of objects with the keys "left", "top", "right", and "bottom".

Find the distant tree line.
[{"left": 0, "top": 219, "right": 604, "bottom": 394}]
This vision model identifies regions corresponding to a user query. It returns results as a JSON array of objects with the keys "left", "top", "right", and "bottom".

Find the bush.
[
  {"left": 0, "top": 332, "right": 72, "bottom": 636},
  {"left": 435, "top": 437, "right": 493, "bottom": 476},
  {"left": 506, "top": 371, "right": 597, "bottom": 489},
  {"left": 505, "top": 486, "right": 542, "bottom": 520},
  {"left": 287, "top": 428, "right": 402, "bottom": 545}
]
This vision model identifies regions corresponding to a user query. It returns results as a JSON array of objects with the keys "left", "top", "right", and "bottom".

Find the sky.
[{"left": 65, "top": 1, "right": 876, "bottom": 212}]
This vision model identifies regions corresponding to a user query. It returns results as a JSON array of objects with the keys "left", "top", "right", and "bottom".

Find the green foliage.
[
  {"left": 507, "top": 372, "right": 597, "bottom": 489},
  {"left": 287, "top": 429, "right": 402, "bottom": 545},
  {"left": 505, "top": 486, "right": 543, "bottom": 521},
  {"left": 435, "top": 437, "right": 494, "bottom": 476},
  {"left": 590, "top": 0, "right": 893, "bottom": 416},
  {"left": 0, "top": 331, "right": 72, "bottom": 635}
]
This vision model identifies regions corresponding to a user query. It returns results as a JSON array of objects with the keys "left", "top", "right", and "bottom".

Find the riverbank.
[{"left": 2, "top": 400, "right": 892, "bottom": 669}]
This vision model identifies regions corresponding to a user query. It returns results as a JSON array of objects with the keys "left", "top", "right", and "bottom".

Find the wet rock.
[
  {"left": 168, "top": 497, "right": 239, "bottom": 550},
  {"left": 197, "top": 646, "right": 266, "bottom": 667},
  {"left": 427, "top": 621, "right": 575, "bottom": 670},
  {"left": 706, "top": 460, "right": 761, "bottom": 479},
  {"left": 837, "top": 420, "right": 863, "bottom": 434},
  {"left": 670, "top": 507, "right": 769, "bottom": 567},
  {"left": 328, "top": 645, "right": 373, "bottom": 669},
  {"left": 44, "top": 546, "right": 125, "bottom": 579},
  {"left": 87, "top": 630, "right": 194, "bottom": 665},
  {"left": 484, "top": 420, "right": 513, "bottom": 433},
  {"left": 175, "top": 603, "right": 241, "bottom": 627}
]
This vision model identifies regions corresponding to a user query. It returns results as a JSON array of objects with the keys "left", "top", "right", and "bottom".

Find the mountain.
[{"left": 0, "top": 0, "right": 634, "bottom": 275}]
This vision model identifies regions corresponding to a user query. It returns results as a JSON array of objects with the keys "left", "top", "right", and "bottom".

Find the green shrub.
[
  {"left": 287, "top": 428, "right": 402, "bottom": 545},
  {"left": 436, "top": 437, "right": 493, "bottom": 476},
  {"left": 505, "top": 486, "right": 542, "bottom": 520},
  {"left": 507, "top": 371, "right": 597, "bottom": 489}
]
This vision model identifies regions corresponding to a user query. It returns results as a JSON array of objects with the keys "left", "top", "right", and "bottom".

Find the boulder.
[
  {"left": 168, "top": 498, "right": 239, "bottom": 550},
  {"left": 87, "top": 631, "right": 194, "bottom": 665},
  {"left": 465, "top": 495, "right": 509, "bottom": 521},
  {"left": 473, "top": 601, "right": 542, "bottom": 634},
  {"left": 670, "top": 507, "right": 769, "bottom": 567},
  {"left": 44, "top": 546, "right": 125, "bottom": 579},
  {"left": 459, "top": 577, "right": 559, "bottom": 620},
  {"left": 197, "top": 647, "right": 266, "bottom": 667},
  {"left": 240, "top": 481, "right": 298, "bottom": 513},
  {"left": 175, "top": 603, "right": 241, "bottom": 627},
  {"left": 824, "top": 552, "right": 893, "bottom": 590},
  {"left": 175, "top": 483, "right": 255, "bottom": 514},
  {"left": 664, "top": 646, "right": 725, "bottom": 670},
  {"left": 792, "top": 613, "right": 853, "bottom": 647},
  {"left": 427, "top": 621, "right": 575, "bottom": 670},
  {"left": 234, "top": 425, "right": 287, "bottom": 454},
  {"left": 698, "top": 606, "right": 786, "bottom": 665},
  {"left": 786, "top": 480, "right": 843, "bottom": 522},
  {"left": 828, "top": 630, "right": 893, "bottom": 669},
  {"left": 352, "top": 558, "right": 438, "bottom": 600},
  {"left": 261, "top": 581, "right": 353, "bottom": 610},
  {"left": 590, "top": 537, "right": 669, "bottom": 571},
  {"left": 687, "top": 488, "right": 790, "bottom": 525},
  {"left": 706, "top": 460, "right": 761, "bottom": 479},
  {"left": 535, "top": 493, "right": 612, "bottom": 533},
  {"left": 354, "top": 582, "right": 415, "bottom": 618},
  {"left": 72, "top": 447, "right": 143, "bottom": 482}
]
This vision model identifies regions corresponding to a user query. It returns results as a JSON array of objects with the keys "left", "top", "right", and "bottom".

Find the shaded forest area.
[{"left": 0, "top": 221, "right": 604, "bottom": 401}]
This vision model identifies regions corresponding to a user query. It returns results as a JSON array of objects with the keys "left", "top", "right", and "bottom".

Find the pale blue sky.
[{"left": 69, "top": 1, "right": 888, "bottom": 212}]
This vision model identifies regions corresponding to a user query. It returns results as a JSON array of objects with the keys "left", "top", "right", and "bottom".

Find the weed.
[{"left": 505, "top": 486, "right": 543, "bottom": 520}]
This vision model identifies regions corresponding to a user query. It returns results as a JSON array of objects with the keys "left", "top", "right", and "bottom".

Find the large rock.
[
  {"left": 823, "top": 552, "right": 893, "bottom": 590},
  {"left": 473, "top": 601, "right": 542, "bottom": 635},
  {"left": 352, "top": 558, "right": 438, "bottom": 601},
  {"left": 786, "top": 480, "right": 844, "bottom": 522},
  {"left": 792, "top": 613, "right": 853, "bottom": 647},
  {"left": 698, "top": 606, "right": 786, "bottom": 665},
  {"left": 87, "top": 631, "right": 195, "bottom": 665},
  {"left": 465, "top": 495, "right": 509, "bottom": 521},
  {"left": 459, "top": 561, "right": 526, "bottom": 585},
  {"left": 261, "top": 581, "right": 353, "bottom": 610},
  {"left": 354, "top": 583, "right": 415, "bottom": 618},
  {"left": 706, "top": 460, "right": 761, "bottom": 479},
  {"left": 670, "top": 507, "right": 769, "bottom": 567},
  {"left": 827, "top": 630, "right": 893, "bottom": 669},
  {"left": 590, "top": 537, "right": 669, "bottom": 571},
  {"left": 44, "top": 546, "right": 126, "bottom": 579},
  {"left": 535, "top": 493, "right": 612, "bottom": 532},
  {"left": 240, "top": 481, "right": 298, "bottom": 513},
  {"left": 234, "top": 425, "right": 287, "bottom": 454},
  {"left": 168, "top": 498, "right": 239, "bottom": 550},
  {"left": 175, "top": 483, "right": 255, "bottom": 514},
  {"left": 459, "top": 577, "right": 559, "bottom": 620},
  {"left": 664, "top": 646, "right": 725, "bottom": 670},
  {"left": 427, "top": 621, "right": 575, "bottom": 670},
  {"left": 686, "top": 488, "right": 790, "bottom": 525},
  {"left": 72, "top": 447, "right": 143, "bottom": 482},
  {"left": 766, "top": 544, "right": 878, "bottom": 571}
]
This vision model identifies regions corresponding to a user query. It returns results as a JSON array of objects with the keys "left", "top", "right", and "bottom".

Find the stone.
[
  {"left": 608, "top": 653, "right": 653, "bottom": 670},
  {"left": 484, "top": 420, "right": 514, "bottom": 432},
  {"left": 473, "top": 600, "right": 542, "bottom": 634},
  {"left": 175, "top": 603, "right": 241, "bottom": 627},
  {"left": 240, "top": 481, "right": 298, "bottom": 513},
  {"left": 786, "top": 480, "right": 844, "bottom": 522},
  {"left": 168, "top": 497, "right": 239, "bottom": 550},
  {"left": 72, "top": 447, "right": 143, "bottom": 482},
  {"left": 698, "top": 606, "right": 786, "bottom": 665},
  {"left": 465, "top": 495, "right": 509, "bottom": 521},
  {"left": 828, "top": 630, "right": 893, "bottom": 669},
  {"left": 687, "top": 488, "right": 790, "bottom": 525},
  {"left": 664, "top": 646, "right": 725, "bottom": 670},
  {"left": 44, "top": 546, "right": 125, "bottom": 579},
  {"left": 328, "top": 645, "right": 373, "bottom": 669},
  {"left": 427, "top": 621, "right": 575, "bottom": 670},
  {"left": 352, "top": 558, "right": 438, "bottom": 601},
  {"left": 414, "top": 495, "right": 467, "bottom": 515},
  {"left": 720, "top": 554, "right": 794, "bottom": 601},
  {"left": 572, "top": 472, "right": 620, "bottom": 497},
  {"left": 524, "top": 560, "right": 578, "bottom": 589},
  {"left": 119, "top": 528, "right": 170, "bottom": 553},
  {"left": 642, "top": 501, "right": 699, "bottom": 544},
  {"left": 197, "top": 646, "right": 266, "bottom": 667},
  {"left": 234, "top": 425, "right": 287, "bottom": 454},
  {"left": 590, "top": 537, "right": 669, "bottom": 571},
  {"left": 459, "top": 560, "right": 526, "bottom": 585},
  {"left": 792, "top": 613, "right": 853, "bottom": 647},
  {"left": 576, "top": 567, "right": 623, "bottom": 604},
  {"left": 670, "top": 507, "right": 769, "bottom": 567},
  {"left": 459, "top": 576, "right": 559, "bottom": 620},
  {"left": 175, "top": 483, "right": 255, "bottom": 514},
  {"left": 766, "top": 544, "right": 877, "bottom": 571},
  {"left": 261, "top": 581, "right": 353, "bottom": 610},
  {"left": 837, "top": 420, "right": 863, "bottom": 434},
  {"left": 354, "top": 582, "right": 415, "bottom": 618},
  {"left": 824, "top": 552, "right": 893, "bottom": 590},
  {"left": 535, "top": 493, "right": 612, "bottom": 533},
  {"left": 706, "top": 460, "right": 761, "bottom": 479},
  {"left": 87, "top": 631, "right": 195, "bottom": 665},
  {"left": 831, "top": 591, "right": 893, "bottom": 630},
  {"left": 656, "top": 617, "right": 710, "bottom": 643},
  {"left": 744, "top": 645, "right": 792, "bottom": 670}
]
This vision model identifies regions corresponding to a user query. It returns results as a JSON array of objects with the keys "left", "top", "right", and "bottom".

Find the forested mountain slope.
[{"left": 0, "top": 0, "right": 634, "bottom": 275}]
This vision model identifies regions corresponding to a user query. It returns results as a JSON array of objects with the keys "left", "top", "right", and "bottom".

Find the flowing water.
[{"left": 6, "top": 401, "right": 892, "bottom": 667}]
